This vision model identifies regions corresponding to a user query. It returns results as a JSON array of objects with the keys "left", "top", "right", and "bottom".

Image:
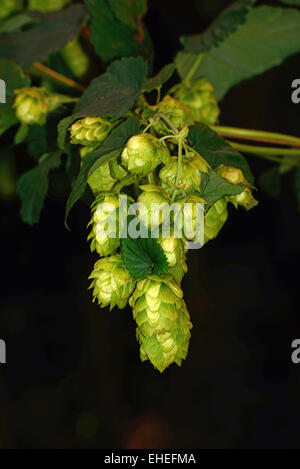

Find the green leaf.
[
  {"left": 27, "top": 125, "right": 48, "bottom": 160},
  {"left": 108, "top": 0, "right": 147, "bottom": 29},
  {"left": 198, "top": 169, "right": 245, "bottom": 205},
  {"left": 17, "top": 151, "right": 62, "bottom": 225},
  {"left": 14, "top": 124, "right": 29, "bottom": 145},
  {"left": 75, "top": 56, "right": 148, "bottom": 119},
  {"left": 181, "top": 0, "right": 253, "bottom": 53},
  {"left": 142, "top": 63, "right": 175, "bottom": 93},
  {"left": 258, "top": 166, "right": 281, "bottom": 198},
  {"left": 121, "top": 221, "right": 168, "bottom": 280},
  {"left": 0, "top": 13, "right": 33, "bottom": 33},
  {"left": 188, "top": 123, "right": 254, "bottom": 185},
  {"left": 177, "top": 6, "right": 300, "bottom": 100},
  {"left": 0, "top": 58, "right": 30, "bottom": 135},
  {"left": 85, "top": 0, "right": 148, "bottom": 62},
  {"left": 0, "top": 5, "right": 88, "bottom": 68},
  {"left": 65, "top": 117, "right": 140, "bottom": 223}
]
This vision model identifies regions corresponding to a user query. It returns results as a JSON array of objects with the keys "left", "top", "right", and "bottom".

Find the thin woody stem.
[{"left": 33, "top": 62, "right": 86, "bottom": 92}]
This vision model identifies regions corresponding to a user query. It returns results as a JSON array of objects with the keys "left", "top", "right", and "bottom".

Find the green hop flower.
[
  {"left": 121, "top": 134, "right": 170, "bottom": 176},
  {"left": 158, "top": 235, "right": 187, "bottom": 285},
  {"left": 13, "top": 87, "right": 51, "bottom": 125},
  {"left": 0, "top": 0, "right": 23, "bottom": 20},
  {"left": 89, "top": 255, "right": 136, "bottom": 310},
  {"left": 173, "top": 78, "right": 220, "bottom": 125},
  {"left": 177, "top": 194, "right": 206, "bottom": 242},
  {"left": 61, "top": 37, "right": 89, "bottom": 78},
  {"left": 70, "top": 117, "right": 113, "bottom": 146},
  {"left": 137, "top": 185, "right": 171, "bottom": 228},
  {"left": 204, "top": 198, "right": 228, "bottom": 244},
  {"left": 28, "top": 0, "right": 70, "bottom": 12},
  {"left": 129, "top": 275, "right": 193, "bottom": 372},
  {"left": 152, "top": 96, "right": 194, "bottom": 135},
  {"left": 216, "top": 165, "right": 258, "bottom": 210},
  {"left": 88, "top": 193, "right": 133, "bottom": 257},
  {"left": 159, "top": 154, "right": 209, "bottom": 198}
]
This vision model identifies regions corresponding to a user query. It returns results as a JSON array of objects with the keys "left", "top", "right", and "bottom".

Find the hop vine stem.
[
  {"left": 33, "top": 62, "right": 86, "bottom": 92},
  {"left": 228, "top": 141, "right": 300, "bottom": 166},
  {"left": 212, "top": 125, "right": 300, "bottom": 148}
]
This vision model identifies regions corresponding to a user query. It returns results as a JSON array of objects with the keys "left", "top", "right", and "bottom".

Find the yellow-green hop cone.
[
  {"left": 137, "top": 185, "right": 171, "bottom": 228},
  {"left": 130, "top": 276, "right": 193, "bottom": 372},
  {"left": 152, "top": 96, "right": 194, "bottom": 135},
  {"left": 158, "top": 235, "right": 187, "bottom": 284},
  {"left": 61, "top": 37, "right": 89, "bottom": 79},
  {"left": 88, "top": 192, "right": 130, "bottom": 257},
  {"left": 233, "top": 187, "right": 258, "bottom": 210},
  {"left": 121, "top": 134, "right": 170, "bottom": 176},
  {"left": 216, "top": 165, "right": 258, "bottom": 210},
  {"left": 0, "top": 0, "right": 23, "bottom": 20},
  {"left": 173, "top": 78, "right": 220, "bottom": 126},
  {"left": 89, "top": 255, "right": 136, "bottom": 310},
  {"left": 204, "top": 198, "right": 228, "bottom": 244},
  {"left": 177, "top": 194, "right": 206, "bottom": 242},
  {"left": 13, "top": 87, "right": 50, "bottom": 125},
  {"left": 70, "top": 117, "right": 113, "bottom": 146},
  {"left": 159, "top": 154, "right": 209, "bottom": 198},
  {"left": 28, "top": 0, "right": 70, "bottom": 12}
]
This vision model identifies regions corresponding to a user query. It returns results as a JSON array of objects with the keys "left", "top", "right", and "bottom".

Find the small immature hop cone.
[
  {"left": 61, "top": 37, "right": 89, "bottom": 79},
  {"left": 13, "top": 87, "right": 50, "bottom": 125},
  {"left": 70, "top": 117, "right": 113, "bottom": 146},
  {"left": 137, "top": 185, "right": 171, "bottom": 228},
  {"left": 152, "top": 96, "right": 194, "bottom": 135},
  {"left": 159, "top": 154, "right": 209, "bottom": 198},
  {"left": 88, "top": 192, "right": 131, "bottom": 257},
  {"left": 204, "top": 198, "right": 228, "bottom": 244},
  {"left": 121, "top": 134, "right": 170, "bottom": 176},
  {"left": 0, "top": 0, "right": 23, "bottom": 20},
  {"left": 129, "top": 276, "right": 193, "bottom": 372},
  {"left": 28, "top": 0, "right": 70, "bottom": 12},
  {"left": 89, "top": 255, "right": 136, "bottom": 310},
  {"left": 173, "top": 78, "right": 220, "bottom": 126},
  {"left": 158, "top": 235, "right": 187, "bottom": 285},
  {"left": 216, "top": 165, "right": 258, "bottom": 210}
]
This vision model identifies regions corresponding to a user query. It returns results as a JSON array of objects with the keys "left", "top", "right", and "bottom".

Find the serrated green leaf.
[
  {"left": 181, "top": 0, "right": 253, "bottom": 53},
  {"left": 65, "top": 117, "right": 140, "bottom": 223},
  {"left": 85, "top": 0, "right": 148, "bottom": 62},
  {"left": 198, "top": 169, "right": 245, "bottom": 205},
  {"left": 143, "top": 63, "right": 175, "bottom": 93},
  {"left": 0, "top": 58, "right": 30, "bottom": 135},
  {"left": 188, "top": 123, "right": 254, "bottom": 185},
  {"left": 27, "top": 125, "right": 48, "bottom": 160},
  {"left": 17, "top": 151, "right": 62, "bottom": 225},
  {"left": 0, "top": 5, "right": 88, "bottom": 68},
  {"left": 121, "top": 221, "right": 168, "bottom": 280},
  {"left": 258, "top": 166, "right": 281, "bottom": 198},
  {"left": 177, "top": 6, "right": 300, "bottom": 100}
]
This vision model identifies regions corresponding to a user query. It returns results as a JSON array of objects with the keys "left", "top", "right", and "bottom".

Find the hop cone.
[
  {"left": 130, "top": 276, "right": 193, "bottom": 372},
  {"left": 0, "top": 0, "right": 23, "bottom": 20},
  {"left": 173, "top": 78, "right": 220, "bottom": 125},
  {"left": 152, "top": 96, "right": 194, "bottom": 135},
  {"left": 159, "top": 154, "right": 209, "bottom": 198},
  {"left": 13, "top": 87, "right": 51, "bottom": 125},
  {"left": 177, "top": 194, "right": 206, "bottom": 242},
  {"left": 28, "top": 0, "right": 70, "bottom": 11},
  {"left": 216, "top": 165, "right": 258, "bottom": 210},
  {"left": 88, "top": 193, "right": 132, "bottom": 257},
  {"left": 158, "top": 235, "right": 187, "bottom": 285},
  {"left": 121, "top": 134, "right": 170, "bottom": 176},
  {"left": 61, "top": 37, "right": 89, "bottom": 78},
  {"left": 89, "top": 255, "right": 136, "bottom": 310},
  {"left": 137, "top": 185, "right": 171, "bottom": 228},
  {"left": 204, "top": 199, "right": 228, "bottom": 244},
  {"left": 70, "top": 117, "right": 113, "bottom": 146}
]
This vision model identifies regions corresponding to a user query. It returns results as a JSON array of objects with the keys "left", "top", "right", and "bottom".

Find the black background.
[{"left": 0, "top": 0, "right": 300, "bottom": 449}]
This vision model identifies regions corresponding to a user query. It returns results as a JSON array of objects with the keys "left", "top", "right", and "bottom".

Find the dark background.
[{"left": 1, "top": 0, "right": 300, "bottom": 449}]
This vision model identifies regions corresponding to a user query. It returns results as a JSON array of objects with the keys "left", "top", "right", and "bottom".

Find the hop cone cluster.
[
  {"left": 70, "top": 118, "right": 113, "bottom": 146},
  {"left": 130, "top": 276, "right": 193, "bottom": 373},
  {"left": 173, "top": 78, "right": 220, "bottom": 125}
]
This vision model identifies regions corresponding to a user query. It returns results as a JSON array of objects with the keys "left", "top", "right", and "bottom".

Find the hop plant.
[
  {"left": 121, "top": 134, "right": 170, "bottom": 176},
  {"left": 137, "top": 185, "right": 171, "bottom": 228},
  {"left": 216, "top": 165, "right": 258, "bottom": 210},
  {"left": 158, "top": 235, "right": 187, "bottom": 285},
  {"left": 130, "top": 275, "right": 193, "bottom": 372},
  {"left": 28, "top": 0, "right": 70, "bottom": 12},
  {"left": 159, "top": 154, "right": 209, "bottom": 198},
  {"left": 173, "top": 78, "right": 220, "bottom": 125},
  {"left": 0, "top": 0, "right": 23, "bottom": 20},
  {"left": 70, "top": 117, "right": 113, "bottom": 146},
  {"left": 89, "top": 255, "right": 136, "bottom": 310},
  {"left": 204, "top": 199, "right": 229, "bottom": 244},
  {"left": 152, "top": 96, "right": 194, "bottom": 135},
  {"left": 88, "top": 193, "right": 132, "bottom": 257}
]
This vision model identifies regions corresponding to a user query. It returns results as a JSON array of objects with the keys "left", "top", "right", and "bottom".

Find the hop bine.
[
  {"left": 130, "top": 275, "right": 193, "bottom": 372},
  {"left": 70, "top": 117, "right": 113, "bottom": 146},
  {"left": 89, "top": 255, "right": 136, "bottom": 310}
]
